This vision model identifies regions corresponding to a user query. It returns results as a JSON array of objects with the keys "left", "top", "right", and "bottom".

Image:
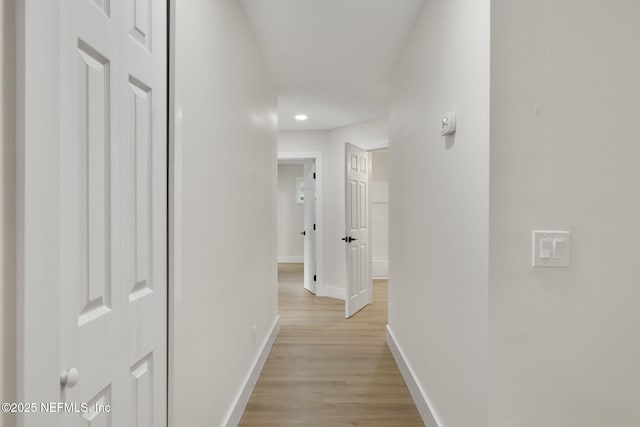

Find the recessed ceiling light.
[{"left": 295, "top": 114, "right": 308, "bottom": 121}]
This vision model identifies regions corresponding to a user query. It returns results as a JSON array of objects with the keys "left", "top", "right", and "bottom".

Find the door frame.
[
  {"left": 344, "top": 140, "right": 388, "bottom": 315},
  {"left": 277, "top": 152, "right": 324, "bottom": 296},
  {"left": 361, "top": 141, "right": 389, "bottom": 279},
  {"left": 356, "top": 139, "right": 388, "bottom": 152}
]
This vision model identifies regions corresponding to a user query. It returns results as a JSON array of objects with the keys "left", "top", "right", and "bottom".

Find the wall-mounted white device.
[
  {"left": 441, "top": 113, "right": 457, "bottom": 136},
  {"left": 532, "top": 230, "right": 571, "bottom": 267}
]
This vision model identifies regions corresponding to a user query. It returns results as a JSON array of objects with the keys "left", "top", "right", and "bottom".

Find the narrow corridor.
[{"left": 240, "top": 264, "right": 423, "bottom": 426}]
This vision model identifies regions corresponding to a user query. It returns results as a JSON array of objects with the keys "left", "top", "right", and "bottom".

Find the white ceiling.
[{"left": 240, "top": 0, "right": 425, "bottom": 130}]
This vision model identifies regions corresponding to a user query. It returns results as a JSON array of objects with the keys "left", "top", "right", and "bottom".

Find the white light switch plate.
[{"left": 533, "top": 230, "right": 570, "bottom": 267}]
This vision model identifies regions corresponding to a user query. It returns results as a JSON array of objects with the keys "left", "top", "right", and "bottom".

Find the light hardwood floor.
[{"left": 239, "top": 263, "right": 424, "bottom": 426}]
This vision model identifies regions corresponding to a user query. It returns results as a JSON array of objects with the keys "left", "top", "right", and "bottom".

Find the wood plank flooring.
[{"left": 239, "top": 263, "right": 424, "bottom": 426}]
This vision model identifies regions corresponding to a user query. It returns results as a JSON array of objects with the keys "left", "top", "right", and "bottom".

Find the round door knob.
[{"left": 60, "top": 368, "right": 79, "bottom": 388}]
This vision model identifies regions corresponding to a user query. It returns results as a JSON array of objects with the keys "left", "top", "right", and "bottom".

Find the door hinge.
[
  {"left": 313, "top": 172, "right": 316, "bottom": 179},
  {"left": 313, "top": 274, "right": 317, "bottom": 282}
]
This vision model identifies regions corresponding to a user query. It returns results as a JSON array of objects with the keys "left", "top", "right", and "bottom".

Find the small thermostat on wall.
[{"left": 441, "top": 113, "right": 456, "bottom": 136}]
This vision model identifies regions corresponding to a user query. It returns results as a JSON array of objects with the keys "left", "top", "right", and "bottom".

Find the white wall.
[
  {"left": 0, "top": 0, "right": 15, "bottom": 426},
  {"left": 277, "top": 164, "right": 304, "bottom": 262},
  {"left": 490, "top": 2, "right": 640, "bottom": 425},
  {"left": 387, "top": 0, "right": 489, "bottom": 425},
  {"left": 372, "top": 149, "right": 388, "bottom": 181},
  {"left": 279, "top": 117, "right": 387, "bottom": 297},
  {"left": 371, "top": 150, "right": 388, "bottom": 278},
  {"left": 171, "top": 0, "right": 278, "bottom": 425}
]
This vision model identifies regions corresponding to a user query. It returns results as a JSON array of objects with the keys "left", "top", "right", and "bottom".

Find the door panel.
[
  {"left": 82, "top": 386, "right": 112, "bottom": 426},
  {"left": 349, "top": 180, "right": 357, "bottom": 228},
  {"left": 344, "top": 143, "right": 372, "bottom": 318},
  {"left": 129, "top": 0, "right": 152, "bottom": 50},
  {"left": 59, "top": 0, "right": 167, "bottom": 425},
  {"left": 130, "top": 354, "right": 154, "bottom": 427},
  {"left": 77, "top": 41, "right": 112, "bottom": 327},
  {"left": 129, "top": 76, "right": 153, "bottom": 301}
]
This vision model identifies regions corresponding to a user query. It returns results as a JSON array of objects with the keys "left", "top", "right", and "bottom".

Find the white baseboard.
[
  {"left": 225, "top": 316, "right": 280, "bottom": 427},
  {"left": 386, "top": 325, "right": 440, "bottom": 427},
  {"left": 372, "top": 258, "right": 388, "bottom": 278},
  {"left": 277, "top": 256, "right": 304, "bottom": 263},
  {"left": 319, "top": 286, "right": 344, "bottom": 300}
]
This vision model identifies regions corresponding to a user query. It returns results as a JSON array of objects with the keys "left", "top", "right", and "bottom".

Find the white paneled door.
[
  {"left": 344, "top": 143, "right": 372, "bottom": 318},
  {"left": 56, "top": 0, "right": 167, "bottom": 426},
  {"left": 303, "top": 161, "right": 316, "bottom": 294}
]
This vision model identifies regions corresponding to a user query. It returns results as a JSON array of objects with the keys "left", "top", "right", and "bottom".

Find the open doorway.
[
  {"left": 277, "top": 153, "right": 323, "bottom": 295},
  {"left": 277, "top": 161, "right": 306, "bottom": 265},
  {"left": 370, "top": 149, "right": 389, "bottom": 279},
  {"left": 343, "top": 141, "right": 389, "bottom": 318}
]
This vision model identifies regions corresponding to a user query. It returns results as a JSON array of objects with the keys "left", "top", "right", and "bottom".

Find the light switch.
[
  {"left": 533, "top": 230, "right": 570, "bottom": 267},
  {"left": 553, "top": 238, "right": 567, "bottom": 259},
  {"left": 539, "top": 238, "right": 552, "bottom": 259}
]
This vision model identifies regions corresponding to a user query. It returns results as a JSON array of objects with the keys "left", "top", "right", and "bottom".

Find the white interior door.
[
  {"left": 57, "top": 0, "right": 167, "bottom": 425},
  {"left": 303, "top": 161, "right": 316, "bottom": 294},
  {"left": 344, "top": 143, "right": 372, "bottom": 318}
]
